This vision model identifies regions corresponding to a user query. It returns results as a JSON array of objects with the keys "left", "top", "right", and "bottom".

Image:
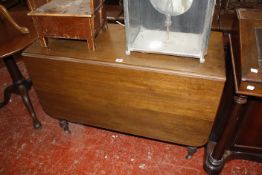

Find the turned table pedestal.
[{"left": 0, "top": 5, "right": 41, "bottom": 129}]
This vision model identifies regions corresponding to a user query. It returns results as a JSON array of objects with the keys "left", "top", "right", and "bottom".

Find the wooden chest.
[
  {"left": 22, "top": 25, "right": 226, "bottom": 147},
  {"left": 27, "top": 0, "right": 107, "bottom": 50}
]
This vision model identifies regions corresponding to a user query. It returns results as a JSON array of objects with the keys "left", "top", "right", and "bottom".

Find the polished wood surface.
[
  {"left": 27, "top": 0, "right": 107, "bottom": 50},
  {"left": 23, "top": 24, "right": 226, "bottom": 147},
  {"left": 0, "top": 5, "right": 29, "bottom": 34},
  {"left": 24, "top": 25, "right": 226, "bottom": 80},
  {"left": 231, "top": 9, "right": 262, "bottom": 98},
  {"left": 0, "top": 5, "right": 36, "bottom": 58}
]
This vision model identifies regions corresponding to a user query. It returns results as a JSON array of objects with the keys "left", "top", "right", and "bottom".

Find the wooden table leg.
[
  {"left": 205, "top": 95, "right": 247, "bottom": 174},
  {"left": 0, "top": 55, "right": 41, "bottom": 129},
  {"left": 86, "top": 19, "right": 95, "bottom": 51}
]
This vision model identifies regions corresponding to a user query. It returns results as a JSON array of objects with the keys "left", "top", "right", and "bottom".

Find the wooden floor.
[{"left": 0, "top": 60, "right": 261, "bottom": 175}]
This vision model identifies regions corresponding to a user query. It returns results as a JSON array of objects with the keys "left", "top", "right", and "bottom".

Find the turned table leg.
[
  {"left": 205, "top": 95, "right": 247, "bottom": 174},
  {"left": 0, "top": 55, "right": 41, "bottom": 129}
]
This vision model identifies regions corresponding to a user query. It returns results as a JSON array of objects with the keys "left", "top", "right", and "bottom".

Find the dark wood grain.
[
  {"left": 205, "top": 12, "right": 262, "bottom": 173},
  {"left": 230, "top": 9, "right": 262, "bottom": 97},
  {"left": 23, "top": 24, "right": 226, "bottom": 147},
  {"left": 234, "top": 97, "right": 262, "bottom": 153}
]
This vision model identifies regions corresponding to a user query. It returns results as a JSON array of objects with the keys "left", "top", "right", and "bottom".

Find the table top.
[
  {"left": 0, "top": 6, "right": 36, "bottom": 58},
  {"left": 23, "top": 24, "right": 226, "bottom": 81},
  {"left": 28, "top": 0, "right": 93, "bottom": 17}
]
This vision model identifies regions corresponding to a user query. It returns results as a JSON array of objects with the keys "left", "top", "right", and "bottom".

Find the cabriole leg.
[{"left": 1, "top": 56, "right": 41, "bottom": 129}]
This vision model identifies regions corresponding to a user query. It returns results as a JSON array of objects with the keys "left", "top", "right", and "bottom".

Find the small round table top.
[{"left": 0, "top": 6, "right": 36, "bottom": 58}]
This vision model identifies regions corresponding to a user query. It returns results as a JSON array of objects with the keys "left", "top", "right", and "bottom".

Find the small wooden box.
[{"left": 27, "top": 0, "right": 107, "bottom": 50}]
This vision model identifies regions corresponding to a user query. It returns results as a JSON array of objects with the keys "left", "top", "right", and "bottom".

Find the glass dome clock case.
[{"left": 123, "top": 0, "right": 216, "bottom": 63}]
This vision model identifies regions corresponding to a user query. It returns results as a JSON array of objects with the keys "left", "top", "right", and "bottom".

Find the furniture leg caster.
[
  {"left": 59, "top": 120, "right": 71, "bottom": 134},
  {"left": 185, "top": 146, "right": 197, "bottom": 159},
  {"left": 33, "top": 118, "right": 42, "bottom": 129},
  {"left": 205, "top": 153, "right": 224, "bottom": 175}
]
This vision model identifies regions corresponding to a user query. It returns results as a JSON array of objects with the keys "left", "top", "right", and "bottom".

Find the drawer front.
[
  {"left": 24, "top": 56, "right": 224, "bottom": 147},
  {"left": 33, "top": 16, "right": 91, "bottom": 40}
]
